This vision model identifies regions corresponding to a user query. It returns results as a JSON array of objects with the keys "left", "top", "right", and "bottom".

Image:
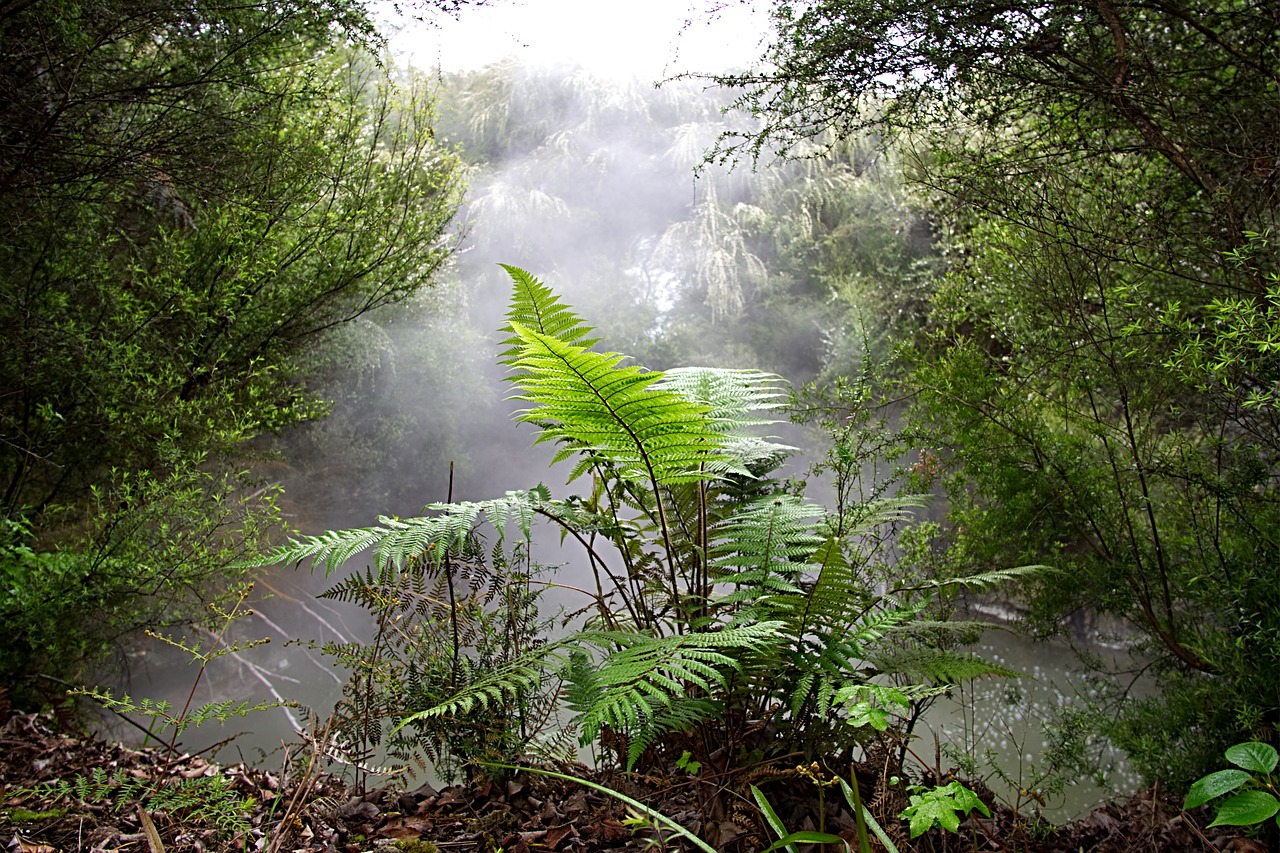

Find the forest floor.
[{"left": 0, "top": 710, "right": 1269, "bottom": 853}]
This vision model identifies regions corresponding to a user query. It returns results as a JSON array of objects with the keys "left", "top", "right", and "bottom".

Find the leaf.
[
  {"left": 1184, "top": 769, "right": 1252, "bottom": 809},
  {"left": 903, "top": 792, "right": 961, "bottom": 836},
  {"left": 751, "top": 785, "right": 793, "bottom": 852},
  {"left": 1226, "top": 742, "right": 1279, "bottom": 774},
  {"left": 759, "top": 831, "right": 845, "bottom": 853},
  {"left": 1207, "top": 790, "right": 1280, "bottom": 827}
]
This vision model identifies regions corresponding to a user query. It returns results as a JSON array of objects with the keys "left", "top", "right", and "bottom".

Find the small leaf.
[
  {"left": 1207, "top": 790, "right": 1280, "bottom": 827},
  {"left": 1226, "top": 742, "right": 1279, "bottom": 774},
  {"left": 1184, "top": 769, "right": 1251, "bottom": 809}
]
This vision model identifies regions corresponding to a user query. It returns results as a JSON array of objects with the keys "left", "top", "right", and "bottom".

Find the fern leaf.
[
  {"left": 500, "top": 264, "right": 599, "bottom": 353},
  {"left": 926, "top": 563, "right": 1048, "bottom": 592},
  {"left": 870, "top": 646, "right": 1026, "bottom": 685}
]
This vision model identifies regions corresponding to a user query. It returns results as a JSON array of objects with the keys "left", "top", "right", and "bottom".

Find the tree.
[
  {"left": 716, "top": 0, "right": 1280, "bottom": 785},
  {"left": 0, "top": 0, "right": 464, "bottom": 694}
]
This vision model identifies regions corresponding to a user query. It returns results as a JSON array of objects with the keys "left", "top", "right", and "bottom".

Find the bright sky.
[{"left": 383, "top": 0, "right": 771, "bottom": 80}]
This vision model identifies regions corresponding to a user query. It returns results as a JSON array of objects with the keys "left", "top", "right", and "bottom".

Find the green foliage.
[
  {"left": 312, "top": 532, "right": 554, "bottom": 785},
  {"left": 255, "top": 267, "right": 1026, "bottom": 816},
  {"left": 73, "top": 583, "right": 285, "bottom": 761},
  {"left": 750, "top": 784, "right": 845, "bottom": 853},
  {"left": 18, "top": 767, "right": 253, "bottom": 837},
  {"left": 1185, "top": 742, "right": 1280, "bottom": 829},
  {"left": 900, "top": 780, "right": 991, "bottom": 838},
  {"left": 719, "top": 0, "right": 1280, "bottom": 789},
  {"left": 0, "top": 0, "right": 464, "bottom": 697}
]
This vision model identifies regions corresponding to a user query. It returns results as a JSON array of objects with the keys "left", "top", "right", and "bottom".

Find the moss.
[
  {"left": 392, "top": 841, "right": 439, "bottom": 853},
  {"left": 5, "top": 807, "right": 69, "bottom": 822}
]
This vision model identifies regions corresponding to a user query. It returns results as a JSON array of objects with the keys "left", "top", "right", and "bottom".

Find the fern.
[
  {"left": 500, "top": 264, "right": 599, "bottom": 353},
  {"left": 565, "top": 623, "right": 785, "bottom": 768},
  {"left": 25, "top": 768, "right": 252, "bottom": 835},
  {"left": 870, "top": 646, "right": 1026, "bottom": 685},
  {"left": 398, "top": 640, "right": 563, "bottom": 724},
  {"left": 237, "top": 270, "right": 1038, "bottom": 784},
  {"left": 655, "top": 367, "right": 793, "bottom": 476},
  {"left": 247, "top": 487, "right": 548, "bottom": 575},
  {"left": 503, "top": 321, "right": 729, "bottom": 487},
  {"left": 711, "top": 494, "right": 825, "bottom": 608}
]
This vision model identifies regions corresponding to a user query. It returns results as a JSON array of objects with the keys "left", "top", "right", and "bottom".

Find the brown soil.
[{"left": 0, "top": 712, "right": 1269, "bottom": 853}]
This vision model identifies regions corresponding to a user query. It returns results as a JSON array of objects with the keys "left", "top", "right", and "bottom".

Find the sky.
[{"left": 383, "top": 0, "right": 772, "bottom": 80}]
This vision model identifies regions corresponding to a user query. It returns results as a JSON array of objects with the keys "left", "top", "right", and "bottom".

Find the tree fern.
[{"left": 241, "top": 269, "right": 1038, "bottom": 785}]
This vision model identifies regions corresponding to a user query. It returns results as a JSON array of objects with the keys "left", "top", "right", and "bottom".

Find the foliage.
[
  {"left": 254, "top": 267, "right": 1029, "bottom": 848},
  {"left": 72, "top": 584, "right": 281, "bottom": 758},
  {"left": 749, "top": 784, "right": 844, "bottom": 853},
  {"left": 1185, "top": 742, "right": 1280, "bottom": 829},
  {"left": 715, "top": 0, "right": 1280, "bottom": 788},
  {"left": 309, "top": 524, "right": 556, "bottom": 786},
  {"left": 18, "top": 767, "right": 255, "bottom": 837},
  {"left": 0, "top": 470, "right": 281, "bottom": 696},
  {"left": 900, "top": 780, "right": 991, "bottom": 838},
  {"left": 0, "top": 0, "right": 465, "bottom": 696}
]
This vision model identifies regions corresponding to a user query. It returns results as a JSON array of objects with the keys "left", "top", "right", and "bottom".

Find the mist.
[{"left": 113, "top": 57, "right": 937, "bottom": 776}]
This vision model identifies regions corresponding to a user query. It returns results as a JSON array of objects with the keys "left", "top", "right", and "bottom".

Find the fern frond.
[
  {"left": 654, "top": 368, "right": 793, "bottom": 475},
  {"left": 505, "top": 322, "right": 728, "bottom": 487},
  {"left": 870, "top": 646, "right": 1026, "bottom": 685},
  {"left": 568, "top": 623, "right": 784, "bottom": 758},
  {"left": 712, "top": 494, "right": 825, "bottom": 575},
  {"left": 924, "top": 563, "right": 1048, "bottom": 592},
  {"left": 243, "top": 525, "right": 391, "bottom": 574},
  {"left": 248, "top": 488, "right": 548, "bottom": 575},
  {"left": 397, "top": 641, "right": 563, "bottom": 726},
  {"left": 500, "top": 264, "right": 599, "bottom": 353}
]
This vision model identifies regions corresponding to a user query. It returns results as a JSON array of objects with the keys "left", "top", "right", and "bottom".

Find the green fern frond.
[
  {"left": 504, "top": 321, "right": 728, "bottom": 487},
  {"left": 397, "top": 641, "right": 562, "bottom": 727},
  {"left": 248, "top": 488, "right": 547, "bottom": 575},
  {"left": 654, "top": 368, "right": 793, "bottom": 475},
  {"left": 500, "top": 264, "right": 599, "bottom": 354},
  {"left": 568, "top": 623, "right": 784, "bottom": 757},
  {"left": 925, "top": 563, "right": 1048, "bottom": 592},
  {"left": 656, "top": 367, "right": 789, "bottom": 423},
  {"left": 243, "top": 525, "right": 390, "bottom": 574},
  {"left": 871, "top": 646, "right": 1026, "bottom": 685},
  {"left": 712, "top": 494, "right": 825, "bottom": 574}
]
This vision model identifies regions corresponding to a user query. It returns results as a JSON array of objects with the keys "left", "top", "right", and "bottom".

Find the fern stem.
[
  {"left": 535, "top": 506, "right": 633, "bottom": 630},
  {"left": 444, "top": 461, "right": 460, "bottom": 690}
]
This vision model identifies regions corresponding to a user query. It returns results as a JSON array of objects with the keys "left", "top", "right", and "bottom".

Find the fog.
[{"left": 108, "top": 56, "right": 1137, "bottom": 820}]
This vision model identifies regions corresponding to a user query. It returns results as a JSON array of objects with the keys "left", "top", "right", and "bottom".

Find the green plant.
[
  {"left": 312, "top": 505, "right": 555, "bottom": 787},
  {"left": 899, "top": 779, "right": 991, "bottom": 838},
  {"left": 254, "top": 266, "right": 1030, "bottom": 838},
  {"left": 1184, "top": 741, "right": 1280, "bottom": 828},
  {"left": 72, "top": 583, "right": 281, "bottom": 758},
  {"left": 48, "top": 584, "right": 289, "bottom": 845},
  {"left": 750, "top": 783, "right": 844, "bottom": 853}
]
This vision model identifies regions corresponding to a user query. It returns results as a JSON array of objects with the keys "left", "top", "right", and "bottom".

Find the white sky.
[{"left": 383, "top": 0, "right": 772, "bottom": 80}]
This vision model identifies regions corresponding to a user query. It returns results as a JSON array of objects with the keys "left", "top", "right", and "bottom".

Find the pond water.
[{"left": 107, "top": 425, "right": 1145, "bottom": 824}]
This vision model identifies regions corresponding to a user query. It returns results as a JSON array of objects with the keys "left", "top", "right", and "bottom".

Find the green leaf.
[
  {"left": 1207, "top": 790, "right": 1280, "bottom": 827},
  {"left": 751, "top": 784, "right": 793, "bottom": 852},
  {"left": 1226, "top": 742, "right": 1279, "bottom": 774},
  {"left": 1184, "top": 769, "right": 1252, "bottom": 809},
  {"left": 759, "top": 831, "right": 846, "bottom": 853}
]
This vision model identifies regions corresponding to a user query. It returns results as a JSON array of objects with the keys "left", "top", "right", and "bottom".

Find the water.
[{"left": 915, "top": 627, "right": 1145, "bottom": 822}]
